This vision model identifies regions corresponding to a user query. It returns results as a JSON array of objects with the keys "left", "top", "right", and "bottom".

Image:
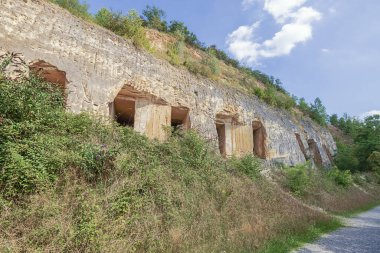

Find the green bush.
[
  {"left": 263, "top": 85, "right": 277, "bottom": 106},
  {"left": 284, "top": 164, "right": 311, "bottom": 196},
  {"left": 94, "top": 9, "right": 150, "bottom": 50},
  {"left": 124, "top": 10, "right": 151, "bottom": 49},
  {"left": 78, "top": 144, "right": 117, "bottom": 182},
  {"left": 253, "top": 87, "right": 264, "bottom": 99},
  {"left": 184, "top": 59, "right": 212, "bottom": 77},
  {"left": 0, "top": 76, "right": 67, "bottom": 198},
  {"left": 167, "top": 39, "right": 185, "bottom": 66},
  {"left": 0, "top": 75, "right": 120, "bottom": 199},
  {"left": 51, "top": 0, "right": 92, "bottom": 21},
  {"left": 203, "top": 50, "right": 220, "bottom": 75},
  {"left": 328, "top": 167, "right": 353, "bottom": 187},
  {"left": 94, "top": 8, "right": 126, "bottom": 36},
  {"left": 276, "top": 93, "right": 297, "bottom": 111},
  {"left": 183, "top": 53, "right": 219, "bottom": 78},
  {"left": 230, "top": 155, "right": 261, "bottom": 180}
]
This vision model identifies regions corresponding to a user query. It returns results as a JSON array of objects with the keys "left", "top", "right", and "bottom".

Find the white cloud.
[
  {"left": 259, "top": 23, "right": 313, "bottom": 58},
  {"left": 227, "top": 22, "right": 261, "bottom": 62},
  {"left": 360, "top": 110, "right": 380, "bottom": 119},
  {"left": 264, "top": 0, "right": 307, "bottom": 23},
  {"left": 228, "top": 0, "right": 321, "bottom": 63},
  {"left": 321, "top": 48, "right": 330, "bottom": 53}
]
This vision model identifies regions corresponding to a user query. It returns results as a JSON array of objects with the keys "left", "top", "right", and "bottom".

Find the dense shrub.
[
  {"left": 283, "top": 163, "right": 356, "bottom": 198},
  {"left": 167, "top": 39, "right": 185, "bottom": 66},
  {"left": 123, "top": 10, "right": 151, "bottom": 49},
  {"left": 283, "top": 164, "right": 311, "bottom": 196},
  {"left": 94, "top": 9, "right": 150, "bottom": 49},
  {"left": 328, "top": 167, "right": 353, "bottom": 187},
  {"left": 207, "top": 45, "right": 240, "bottom": 68},
  {"left": 51, "top": 0, "right": 92, "bottom": 21},
  {"left": 263, "top": 85, "right": 277, "bottom": 106},
  {"left": 334, "top": 141, "right": 359, "bottom": 172},
  {"left": 94, "top": 8, "right": 126, "bottom": 36},
  {"left": 229, "top": 155, "right": 261, "bottom": 180},
  {"left": 184, "top": 59, "right": 212, "bottom": 77},
  {"left": 202, "top": 51, "right": 220, "bottom": 75},
  {"left": 0, "top": 75, "right": 120, "bottom": 199},
  {"left": 79, "top": 143, "right": 117, "bottom": 182}
]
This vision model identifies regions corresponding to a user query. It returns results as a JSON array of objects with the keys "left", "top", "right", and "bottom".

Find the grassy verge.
[
  {"left": 337, "top": 200, "right": 380, "bottom": 218},
  {"left": 257, "top": 219, "right": 342, "bottom": 253},
  {"left": 259, "top": 197, "right": 380, "bottom": 253},
  {"left": 261, "top": 200, "right": 380, "bottom": 253}
]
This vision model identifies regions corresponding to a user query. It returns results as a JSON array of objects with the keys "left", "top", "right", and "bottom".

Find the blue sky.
[{"left": 87, "top": 0, "right": 380, "bottom": 118}]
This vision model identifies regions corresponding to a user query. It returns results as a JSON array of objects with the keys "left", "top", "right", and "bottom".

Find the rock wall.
[{"left": 0, "top": 0, "right": 337, "bottom": 166}]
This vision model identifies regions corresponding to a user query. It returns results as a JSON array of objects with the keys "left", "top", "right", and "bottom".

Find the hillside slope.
[{"left": 1, "top": 70, "right": 380, "bottom": 252}]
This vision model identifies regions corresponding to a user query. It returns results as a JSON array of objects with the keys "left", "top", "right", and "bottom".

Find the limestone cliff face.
[{"left": 0, "top": 0, "right": 336, "bottom": 166}]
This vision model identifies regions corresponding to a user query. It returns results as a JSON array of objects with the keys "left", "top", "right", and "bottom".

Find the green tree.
[
  {"left": 334, "top": 141, "right": 359, "bottom": 172},
  {"left": 168, "top": 21, "right": 189, "bottom": 37},
  {"left": 309, "top": 97, "right": 328, "bottom": 126},
  {"left": 298, "top": 98, "right": 310, "bottom": 114},
  {"left": 329, "top": 114, "right": 338, "bottom": 126},
  {"left": 355, "top": 115, "right": 380, "bottom": 170},
  {"left": 168, "top": 21, "right": 201, "bottom": 47},
  {"left": 142, "top": 5, "right": 167, "bottom": 31}
]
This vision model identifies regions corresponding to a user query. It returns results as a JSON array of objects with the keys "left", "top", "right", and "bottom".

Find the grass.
[
  {"left": 257, "top": 219, "right": 342, "bottom": 253},
  {"left": 261, "top": 200, "right": 380, "bottom": 253},
  {"left": 338, "top": 200, "right": 380, "bottom": 218}
]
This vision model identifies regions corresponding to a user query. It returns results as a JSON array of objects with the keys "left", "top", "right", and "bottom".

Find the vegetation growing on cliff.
[{"left": 49, "top": 0, "right": 329, "bottom": 127}]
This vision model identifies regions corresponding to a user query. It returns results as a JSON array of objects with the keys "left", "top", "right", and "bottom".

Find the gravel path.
[{"left": 295, "top": 205, "right": 380, "bottom": 253}]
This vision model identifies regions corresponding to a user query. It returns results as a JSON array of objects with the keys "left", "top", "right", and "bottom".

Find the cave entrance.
[
  {"left": 215, "top": 114, "right": 234, "bottom": 157},
  {"left": 252, "top": 120, "right": 267, "bottom": 159},
  {"left": 113, "top": 96, "right": 136, "bottom": 127},
  {"left": 171, "top": 106, "right": 190, "bottom": 132},
  {"left": 29, "top": 60, "right": 68, "bottom": 102},
  {"left": 216, "top": 123, "right": 226, "bottom": 157}
]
